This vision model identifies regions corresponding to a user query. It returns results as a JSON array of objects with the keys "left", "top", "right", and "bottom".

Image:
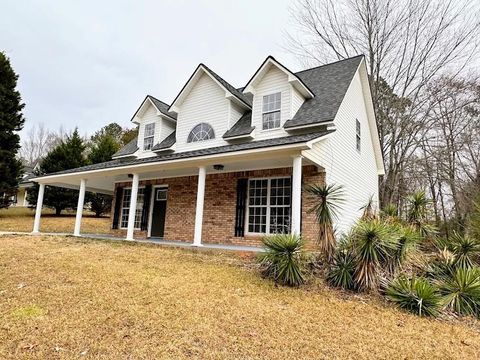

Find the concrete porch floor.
[{"left": 0, "top": 231, "right": 263, "bottom": 252}]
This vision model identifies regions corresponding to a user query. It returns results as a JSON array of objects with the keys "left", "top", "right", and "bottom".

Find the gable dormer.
[
  {"left": 168, "top": 64, "right": 251, "bottom": 152},
  {"left": 243, "top": 56, "right": 314, "bottom": 140},
  {"left": 131, "top": 96, "right": 176, "bottom": 157}
]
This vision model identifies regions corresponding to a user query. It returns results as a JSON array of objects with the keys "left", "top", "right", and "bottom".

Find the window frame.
[
  {"left": 245, "top": 177, "right": 292, "bottom": 235},
  {"left": 356, "top": 119, "right": 361, "bottom": 152},
  {"left": 261, "top": 92, "right": 282, "bottom": 130},
  {"left": 143, "top": 123, "right": 155, "bottom": 151},
  {"left": 120, "top": 186, "right": 146, "bottom": 230},
  {"left": 187, "top": 123, "right": 215, "bottom": 143}
]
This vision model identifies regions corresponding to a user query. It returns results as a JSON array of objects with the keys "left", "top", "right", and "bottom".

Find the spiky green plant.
[
  {"left": 350, "top": 220, "right": 398, "bottom": 290},
  {"left": 305, "top": 184, "right": 345, "bottom": 261},
  {"left": 438, "top": 267, "right": 480, "bottom": 317},
  {"left": 449, "top": 232, "right": 480, "bottom": 269},
  {"left": 381, "top": 203, "right": 399, "bottom": 222},
  {"left": 258, "top": 234, "right": 306, "bottom": 287},
  {"left": 360, "top": 195, "right": 376, "bottom": 221},
  {"left": 386, "top": 276, "right": 442, "bottom": 317},
  {"left": 393, "top": 225, "right": 421, "bottom": 270},
  {"left": 326, "top": 249, "right": 356, "bottom": 290},
  {"left": 406, "top": 191, "right": 435, "bottom": 237}
]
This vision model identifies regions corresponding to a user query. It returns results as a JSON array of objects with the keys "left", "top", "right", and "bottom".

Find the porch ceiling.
[{"left": 36, "top": 149, "right": 321, "bottom": 194}]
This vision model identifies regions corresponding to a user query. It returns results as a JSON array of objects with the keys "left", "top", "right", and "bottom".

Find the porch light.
[{"left": 213, "top": 164, "right": 224, "bottom": 171}]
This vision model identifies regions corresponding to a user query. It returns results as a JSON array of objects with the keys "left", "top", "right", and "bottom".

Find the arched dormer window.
[{"left": 187, "top": 123, "right": 215, "bottom": 143}]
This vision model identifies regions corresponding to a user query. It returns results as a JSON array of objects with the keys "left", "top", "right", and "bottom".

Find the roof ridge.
[
  {"left": 294, "top": 54, "right": 364, "bottom": 75},
  {"left": 147, "top": 95, "right": 170, "bottom": 107}
]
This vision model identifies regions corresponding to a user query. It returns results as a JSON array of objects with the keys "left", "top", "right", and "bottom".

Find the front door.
[{"left": 151, "top": 188, "right": 167, "bottom": 238}]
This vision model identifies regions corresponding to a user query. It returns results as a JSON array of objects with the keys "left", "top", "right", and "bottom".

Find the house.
[
  {"left": 31, "top": 55, "right": 384, "bottom": 247},
  {"left": 10, "top": 165, "right": 35, "bottom": 207}
]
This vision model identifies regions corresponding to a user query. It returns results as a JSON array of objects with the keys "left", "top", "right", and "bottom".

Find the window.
[
  {"left": 120, "top": 188, "right": 145, "bottom": 229},
  {"left": 356, "top": 119, "right": 361, "bottom": 152},
  {"left": 262, "top": 92, "right": 281, "bottom": 130},
  {"left": 187, "top": 123, "right": 215, "bottom": 142},
  {"left": 143, "top": 123, "right": 155, "bottom": 150},
  {"left": 247, "top": 177, "right": 291, "bottom": 234}
]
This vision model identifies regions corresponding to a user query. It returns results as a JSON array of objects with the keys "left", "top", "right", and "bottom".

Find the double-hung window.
[
  {"left": 356, "top": 119, "right": 361, "bottom": 152},
  {"left": 120, "top": 188, "right": 145, "bottom": 229},
  {"left": 143, "top": 123, "right": 155, "bottom": 150},
  {"left": 247, "top": 177, "right": 291, "bottom": 234},
  {"left": 262, "top": 92, "right": 281, "bottom": 130}
]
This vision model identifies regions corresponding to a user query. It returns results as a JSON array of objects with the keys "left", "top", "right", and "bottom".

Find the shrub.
[
  {"left": 386, "top": 276, "right": 442, "bottom": 317},
  {"left": 393, "top": 225, "right": 421, "bottom": 270},
  {"left": 350, "top": 220, "right": 398, "bottom": 290},
  {"left": 326, "top": 249, "right": 356, "bottom": 290},
  {"left": 438, "top": 267, "right": 480, "bottom": 317},
  {"left": 258, "top": 234, "right": 306, "bottom": 287},
  {"left": 449, "top": 233, "right": 480, "bottom": 269}
]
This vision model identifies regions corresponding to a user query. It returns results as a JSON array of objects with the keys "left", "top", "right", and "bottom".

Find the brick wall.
[{"left": 111, "top": 166, "right": 325, "bottom": 247}]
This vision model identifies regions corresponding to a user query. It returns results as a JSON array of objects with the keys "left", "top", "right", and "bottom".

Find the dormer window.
[
  {"left": 262, "top": 92, "right": 281, "bottom": 130},
  {"left": 188, "top": 123, "right": 215, "bottom": 142},
  {"left": 143, "top": 123, "right": 155, "bottom": 150}
]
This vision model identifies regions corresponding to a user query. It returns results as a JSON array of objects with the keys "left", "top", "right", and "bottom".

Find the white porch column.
[
  {"left": 32, "top": 183, "right": 45, "bottom": 234},
  {"left": 73, "top": 178, "right": 87, "bottom": 236},
  {"left": 193, "top": 166, "right": 206, "bottom": 246},
  {"left": 291, "top": 155, "right": 303, "bottom": 236},
  {"left": 126, "top": 173, "right": 139, "bottom": 240}
]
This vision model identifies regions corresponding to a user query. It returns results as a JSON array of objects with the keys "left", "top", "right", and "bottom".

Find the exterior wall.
[
  {"left": 11, "top": 188, "right": 28, "bottom": 207},
  {"left": 112, "top": 166, "right": 325, "bottom": 247},
  {"left": 175, "top": 73, "right": 231, "bottom": 152},
  {"left": 229, "top": 102, "right": 244, "bottom": 129},
  {"left": 303, "top": 69, "right": 379, "bottom": 236},
  {"left": 291, "top": 87, "right": 305, "bottom": 118}
]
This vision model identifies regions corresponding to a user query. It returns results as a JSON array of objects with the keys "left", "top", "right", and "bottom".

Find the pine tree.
[
  {"left": 27, "top": 129, "right": 86, "bottom": 215},
  {"left": 0, "top": 52, "right": 25, "bottom": 208}
]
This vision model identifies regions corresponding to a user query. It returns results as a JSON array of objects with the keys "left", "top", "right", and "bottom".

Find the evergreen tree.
[
  {"left": 0, "top": 52, "right": 25, "bottom": 208},
  {"left": 88, "top": 134, "right": 120, "bottom": 164},
  {"left": 27, "top": 129, "right": 86, "bottom": 215}
]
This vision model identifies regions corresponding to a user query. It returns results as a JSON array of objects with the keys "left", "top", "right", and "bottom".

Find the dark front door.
[{"left": 151, "top": 188, "right": 167, "bottom": 238}]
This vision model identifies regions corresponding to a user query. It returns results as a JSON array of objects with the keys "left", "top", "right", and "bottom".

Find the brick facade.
[{"left": 111, "top": 166, "right": 325, "bottom": 247}]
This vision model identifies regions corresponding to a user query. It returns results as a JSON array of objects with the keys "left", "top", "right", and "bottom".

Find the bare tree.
[
  {"left": 19, "top": 123, "right": 59, "bottom": 166},
  {"left": 285, "top": 0, "right": 480, "bottom": 207}
]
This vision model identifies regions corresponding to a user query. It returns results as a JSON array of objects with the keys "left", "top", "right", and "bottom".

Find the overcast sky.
[{"left": 1, "top": 0, "right": 302, "bottom": 140}]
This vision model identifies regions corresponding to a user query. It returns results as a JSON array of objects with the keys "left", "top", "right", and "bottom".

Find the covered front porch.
[{"left": 31, "top": 144, "right": 324, "bottom": 248}]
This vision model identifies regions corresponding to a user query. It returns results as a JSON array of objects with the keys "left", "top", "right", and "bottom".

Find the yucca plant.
[
  {"left": 393, "top": 225, "right": 421, "bottom": 271},
  {"left": 258, "top": 234, "right": 306, "bottom": 287},
  {"left": 360, "top": 195, "right": 376, "bottom": 221},
  {"left": 386, "top": 276, "right": 442, "bottom": 317},
  {"left": 350, "top": 220, "right": 398, "bottom": 290},
  {"left": 381, "top": 203, "right": 400, "bottom": 223},
  {"left": 406, "top": 191, "right": 435, "bottom": 238},
  {"left": 449, "top": 232, "right": 480, "bottom": 269},
  {"left": 305, "top": 184, "right": 345, "bottom": 261},
  {"left": 438, "top": 267, "right": 480, "bottom": 317},
  {"left": 326, "top": 249, "right": 356, "bottom": 290}
]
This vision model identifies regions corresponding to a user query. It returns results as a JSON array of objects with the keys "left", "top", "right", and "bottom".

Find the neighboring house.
[
  {"left": 11, "top": 165, "right": 35, "bottom": 207},
  {"left": 31, "top": 55, "right": 384, "bottom": 247}
]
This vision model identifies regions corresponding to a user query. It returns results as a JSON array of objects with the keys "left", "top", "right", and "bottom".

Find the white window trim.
[
  {"left": 147, "top": 185, "right": 169, "bottom": 238},
  {"left": 262, "top": 92, "right": 282, "bottom": 130},
  {"left": 245, "top": 176, "right": 291, "bottom": 236},
  {"left": 120, "top": 186, "right": 146, "bottom": 230},
  {"left": 143, "top": 123, "right": 155, "bottom": 151}
]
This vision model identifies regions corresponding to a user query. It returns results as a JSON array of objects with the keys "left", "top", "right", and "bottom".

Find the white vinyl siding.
[
  {"left": 303, "top": 69, "right": 379, "bottom": 236},
  {"left": 175, "top": 73, "right": 231, "bottom": 152},
  {"left": 250, "top": 66, "right": 291, "bottom": 140},
  {"left": 291, "top": 87, "right": 305, "bottom": 118}
]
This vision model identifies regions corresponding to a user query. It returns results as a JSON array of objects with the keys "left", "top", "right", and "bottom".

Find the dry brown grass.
[
  {"left": 0, "top": 207, "right": 111, "bottom": 234},
  {"left": 1, "top": 235, "right": 480, "bottom": 359}
]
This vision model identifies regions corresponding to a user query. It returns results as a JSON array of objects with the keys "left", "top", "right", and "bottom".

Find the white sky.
[{"left": 0, "top": 0, "right": 301, "bottom": 139}]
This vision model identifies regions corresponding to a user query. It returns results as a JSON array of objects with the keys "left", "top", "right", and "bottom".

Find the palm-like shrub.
[
  {"left": 449, "top": 232, "right": 480, "bottom": 269},
  {"left": 305, "top": 184, "right": 345, "bottom": 261},
  {"left": 258, "top": 234, "right": 306, "bottom": 286},
  {"left": 326, "top": 249, "right": 356, "bottom": 290},
  {"left": 360, "top": 195, "right": 376, "bottom": 221},
  {"left": 381, "top": 203, "right": 400, "bottom": 223},
  {"left": 406, "top": 191, "right": 435, "bottom": 237},
  {"left": 393, "top": 225, "right": 421, "bottom": 270},
  {"left": 350, "top": 220, "right": 398, "bottom": 290},
  {"left": 438, "top": 267, "right": 480, "bottom": 317},
  {"left": 386, "top": 276, "right": 442, "bottom": 317}
]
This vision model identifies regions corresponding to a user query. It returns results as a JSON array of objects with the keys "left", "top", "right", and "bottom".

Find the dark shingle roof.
[
  {"left": 223, "top": 112, "right": 255, "bottom": 139},
  {"left": 201, "top": 64, "right": 252, "bottom": 108},
  {"left": 112, "top": 137, "right": 138, "bottom": 158},
  {"left": 147, "top": 96, "right": 177, "bottom": 120},
  {"left": 284, "top": 55, "right": 363, "bottom": 128},
  {"left": 40, "top": 130, "right": 334, "bottom": 177},
  {"left": 152, "top": 131, "right": 176, "bottom": 151}
]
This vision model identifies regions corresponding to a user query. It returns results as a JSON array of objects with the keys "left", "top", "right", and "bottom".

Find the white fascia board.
[
  {"left": 223, "top": 131, "right": 255, "bottom": 141},
  {"left": 284, "top": 121, "right": 335, "bottom": 132},
  {"left": 32, "top": 143, "right": 312, "bottom": 183},
  {"left": 244, "top": 57, "right": 314, "bottom": 99},
  {"left": 305, "top": 131, "right": 335, "bottom": 147}
]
